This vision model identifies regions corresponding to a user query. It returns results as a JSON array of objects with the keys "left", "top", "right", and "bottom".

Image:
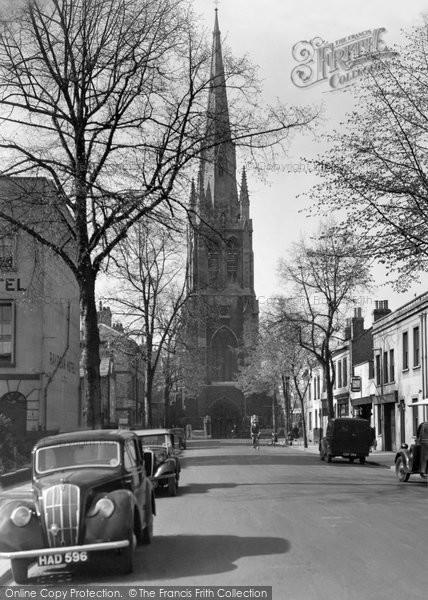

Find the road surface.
[{"left": 0, "top": 440, "right": 426, "bottom": 600}]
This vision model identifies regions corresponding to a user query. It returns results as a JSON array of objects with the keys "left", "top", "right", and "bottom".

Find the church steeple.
[{"left": 199, "top": 9, "right": 239, "bottom": 222}]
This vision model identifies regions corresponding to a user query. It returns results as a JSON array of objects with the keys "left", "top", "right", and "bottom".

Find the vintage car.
[
  {"left": 0, "top": 429, "right": 155, "bottom": 584},
  {"left": 134, "top": 429, "right": 181, "bottom": 496},
  {"left": 395, "top": 421, "right": 428, "bottom": 482},
  {"left": 319, "top": 417, "right": 372, "bottom": 464},
  {"left": 169, "top": 427, "right": 187, "bottom": 450}
]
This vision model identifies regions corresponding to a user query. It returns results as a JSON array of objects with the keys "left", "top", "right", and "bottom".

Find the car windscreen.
[
  {"left": 139, "top": 435, "right": 167, "bottom": 447},
  {"left": 35, "top": 441, "right": 121, "bottom": 474}
]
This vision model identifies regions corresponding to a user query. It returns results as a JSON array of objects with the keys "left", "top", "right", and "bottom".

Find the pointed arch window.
[
  {"left": 210, "top": 327, "right": 238, "bottom": 382},
  {"left": 226, "top": 237, "right": 239, "bottom": 283},
  {"left": 207, "top": 241, "right": 220, "bottom": 284}
]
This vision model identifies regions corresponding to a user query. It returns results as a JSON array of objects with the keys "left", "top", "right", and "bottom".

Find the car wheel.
[
  {"left": 395, "top": 456, "right": 410, "bottom": 482},
  {"left": 327, "top": 453, "right": 332, "bottom": 463},
  {"left": 359, "top": 457, "right": 366, "bottom": 465},
  {"left": 168, "top": 477, "right": 177, "bottom": 497},
  {"left": 118, "top": 530, "right": 136, "bottom": 574},
  {"left": 11, "top": 559, "right": 28, "bottom": 584},
  {"left": 349, "top": 457, "right": 355, "bottom": 463}
]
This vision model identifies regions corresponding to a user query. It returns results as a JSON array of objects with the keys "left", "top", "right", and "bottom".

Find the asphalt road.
[{"left": 1, "top": 440, "right": 427, "bottom": 600}]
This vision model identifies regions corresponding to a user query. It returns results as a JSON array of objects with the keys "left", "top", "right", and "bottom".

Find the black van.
[{"left": 319, "top": 418, "right": 372, "bottom": 464}]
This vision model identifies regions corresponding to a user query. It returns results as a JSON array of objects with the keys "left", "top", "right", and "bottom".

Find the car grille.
[{"left": 42, "top": 484, "right": 80, "bottom": 547}]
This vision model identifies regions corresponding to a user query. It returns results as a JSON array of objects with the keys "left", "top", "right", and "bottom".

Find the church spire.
[
  {"left": 240, "top": 167, "right": 250, "bottom": 219},
  {"left": 199, "top": 9, "right": 239, "bottom": 222}
]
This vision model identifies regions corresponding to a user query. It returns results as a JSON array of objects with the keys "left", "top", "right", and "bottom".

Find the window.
[
  {"left": 210, "top": 327, "right": 238, "bottom": 382},
  {"left": 343, "top": 357, "right": 347, "bottom": 388},
  {"left": 226, "top": 238, "right": 239, "bottom": 283},
  {"left": 402, "top": 331, "right": 408, "bottom": 370},
  {"left": 0, "top": 233, "right": 15, "bottom": 271},
  {"left": 375, "top": 354, "right": 381, "bottom": 386},
  {"left": 389, "top": 349, "right": 394, "bottom": 382},
  {"left": 207, "top": 241, "right": 220, "bottom": 285},
  {"left": 0, "top": 302, "right": 14, "bottom": 365},
  {"left": 337, "top": 360, "right": 342, "bottom": 388},
  {"left": 383, "top": 352, "right": 389, "bottom": 384},
  {"left": 413, "top": 326, "right": 420, "bottom": 367}
]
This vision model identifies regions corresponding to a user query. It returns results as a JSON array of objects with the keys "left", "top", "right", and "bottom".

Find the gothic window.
[
  {"left": 210, "top": 327, "right": 238, "bottom": 382},
  {"left": 226, "top": 237, "right": 239, "bottom": 283},
  {"left": 207, "top": 241, "right": 220, "bottom": 285}
]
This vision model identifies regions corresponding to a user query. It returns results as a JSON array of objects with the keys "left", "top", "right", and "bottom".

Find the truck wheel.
[
  {"left": 168, "top": 477, "right": 177, "bottom": 496},
  {"left": 359, "top": 457, "right": 366, "bottom": 465},
  {"left": 11, "top": 559, "right": 28, "bottom": 584},
  {"left": 395, "top": 456, "right": 410, "bottom": 482}
]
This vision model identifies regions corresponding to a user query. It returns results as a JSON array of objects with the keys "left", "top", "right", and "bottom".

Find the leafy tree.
[
  {"left": 309, "top": 25, "right": 428, "bottom": 291},
  {"left": 0, "top": 0, "right": 316, "bottom": 427}
]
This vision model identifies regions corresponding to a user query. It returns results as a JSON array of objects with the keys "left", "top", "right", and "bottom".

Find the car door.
[{"left": 123, "top": 439, "right": 145, "bottom": 510}]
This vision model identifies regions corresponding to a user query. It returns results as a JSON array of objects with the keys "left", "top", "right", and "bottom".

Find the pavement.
[{"left": 286, "top": 440, "right": 396, "bottom": 468}]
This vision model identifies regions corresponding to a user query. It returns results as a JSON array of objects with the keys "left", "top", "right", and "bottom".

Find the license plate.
[{"left": 38, "top": 551, "right": 88, "bottom": 566}]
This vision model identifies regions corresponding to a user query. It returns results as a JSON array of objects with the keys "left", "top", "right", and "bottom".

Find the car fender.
[
  {"left": 154, "top": 461, "right": 175, "bottom": 478},
  {"left": 0, "top": 499, "right": 44, "bottom": 553},
  {"left": 84, "top": 489, "right": 136, "bottom": 544},
  {"left": 395, "top": 450, "right": 412, "bottom": 472}
]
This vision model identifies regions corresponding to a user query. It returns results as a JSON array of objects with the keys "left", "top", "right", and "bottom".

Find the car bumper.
[{"left": 0, "top": 540, "right": 129, "bottom": 560}]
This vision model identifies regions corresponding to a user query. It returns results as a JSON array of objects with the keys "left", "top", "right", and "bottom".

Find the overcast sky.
[{"left": 197, "top": 0, "right": 428, "bottom": 321}]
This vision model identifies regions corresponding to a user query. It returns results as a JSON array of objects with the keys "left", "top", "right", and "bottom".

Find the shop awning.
[{"left": 351, "top": 395, "right": 372, "bottom": 406}]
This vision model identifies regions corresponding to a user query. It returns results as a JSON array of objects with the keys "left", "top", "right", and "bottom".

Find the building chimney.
[
  {"left": 351, "top": 307, "right": 365, "bottom": 339},
  {"left": 344, "top": 318, "right": 351, "bottom": 341},
  {"left": 97, "top": 302, "right": 112, "bottom": 327},
  {"left": 372, "top": 300, "right": 391, "bottom": 323}
]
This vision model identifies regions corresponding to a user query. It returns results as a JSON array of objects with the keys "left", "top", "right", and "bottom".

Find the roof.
[
  {"left": 133, "top": 428, "right": 172, "bottom": 437},
  {"left": 34, "top": 429, "right": 137, "bottom": 448}
]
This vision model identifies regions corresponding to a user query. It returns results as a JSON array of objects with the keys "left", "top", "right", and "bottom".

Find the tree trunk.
[
  {"left": 144, "top": 368, "right": 154, "bottom": 428},
  {"left": 79, "top": 267, "right": 102, "bottom": 429}
]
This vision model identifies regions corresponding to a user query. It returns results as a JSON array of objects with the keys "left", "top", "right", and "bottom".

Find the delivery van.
[{"left": 319, "top": 417, "right": 372, "bottom": 464}]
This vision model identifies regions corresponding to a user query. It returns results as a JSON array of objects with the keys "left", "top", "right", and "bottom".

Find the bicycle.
[{"left": 251, "top": 433, "right": 260, "bottom": 450}]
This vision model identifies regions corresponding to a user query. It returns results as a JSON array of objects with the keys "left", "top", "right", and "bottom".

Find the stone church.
[{"left": 185, "top": 10, "right": 260, "bottom": 438}]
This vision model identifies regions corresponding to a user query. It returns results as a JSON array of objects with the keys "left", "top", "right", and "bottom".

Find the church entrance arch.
[
  {"left": 209, "top": 398, "right": 241, "bottom": 439},
  {"left": 0, "top": 391, "right": 27, "bottom": 436}
]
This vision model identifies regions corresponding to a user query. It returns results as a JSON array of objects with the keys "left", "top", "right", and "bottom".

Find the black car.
[
  {"left": 0, "top": 429, "right": 155, "bottom": 583},
  {"left": 395, "top": 421, "right": 428, "bottom": 481},
  {"left": 134, "top": 429, "right": 181, "bottom": 496}
]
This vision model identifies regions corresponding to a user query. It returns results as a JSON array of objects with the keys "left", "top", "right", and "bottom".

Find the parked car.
[
  {"left": 395, "top": 421, "right": 428, "bottom": 482},
  {"left": 170, "top": 427, "right": 186, "bottom": 450},
  {"left": 0, "top": 429, "right": 155, "bottom": 584},
  {"left": 134, "top": 429, "right": 181, "bottom": 496},
  {"left": 319, "top": 417, "right": 372, "bottom": 464}
]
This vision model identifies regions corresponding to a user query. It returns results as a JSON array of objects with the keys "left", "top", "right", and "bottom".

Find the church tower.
[{"left": 186, "top": 9, "right": 259, "bottom": 438}]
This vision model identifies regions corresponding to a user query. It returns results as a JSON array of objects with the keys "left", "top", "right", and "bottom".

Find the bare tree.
[
  {"left": 277, "top": 222, "right": 372, "bottom": 419},
  {"left": 0, "top": 0, "right": 317, "bottom": 427},
  {"left": 103, "top": 220, "right": 191, "bottom": 427},
  {"left": 308, "top": 24, "right": 428, "bottom": 291}
]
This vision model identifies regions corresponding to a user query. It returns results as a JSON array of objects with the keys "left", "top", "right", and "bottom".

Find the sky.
[{"left": 195, "top": 0, "right": 428, "bottom": 323}]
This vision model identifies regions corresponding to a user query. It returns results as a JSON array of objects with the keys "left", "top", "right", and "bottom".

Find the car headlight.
[
  {"left": 87, "top": 497, "right": 115, "bottom": 519},
  {"left": 11, "top": 506, "right": 32, "bottom": 527}
]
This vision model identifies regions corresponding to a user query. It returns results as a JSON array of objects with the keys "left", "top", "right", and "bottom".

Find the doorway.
[
  {"left": 383, "top": 403, "right": 396, "bottom": 451},
  {"left": 209, "top": 399, "right": 241, "bottom": 439}
]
